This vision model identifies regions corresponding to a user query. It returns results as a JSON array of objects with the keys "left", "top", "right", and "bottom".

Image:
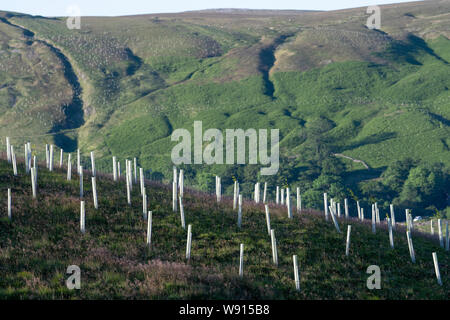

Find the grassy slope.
[
  {"left": 0, "top": 157, "right": 448, "bottom": 299},
  {"left": 0, "top": 2, "right": 448, "bottom": 196},
  {"left": 0, "top": 14, "right": 73, "bottom": 140},
  {"left": 2, "top": 2, "right": 448, "bottom": 177}
]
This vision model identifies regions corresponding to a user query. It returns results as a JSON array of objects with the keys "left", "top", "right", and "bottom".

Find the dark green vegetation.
[
  {"left": 0, "top": 157, "right": 449, "bottom": 299},
  {"left": 0, "top": 1, "right": 449, "bottom": 218}
]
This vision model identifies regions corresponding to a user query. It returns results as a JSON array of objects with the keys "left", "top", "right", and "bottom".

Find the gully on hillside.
[
  {"left": 1, "top": 17, "right": 85, "bottom": 152},
  {"left": 258, "top": 33, "right": 294, "bottom": 99}
]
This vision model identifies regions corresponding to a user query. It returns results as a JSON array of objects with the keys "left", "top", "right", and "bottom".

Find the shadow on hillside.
[
  {"left": 44, "top": 42, "right": 84, "bottom": 152},
  {"left": 408, "top": 34, "right": 448, "bottom": 64},
  {"left": 429, "top": 112, "right": 450, "bottom": 127},
  {"left": 342, "top": 167, "right": 385, "bottom": 187},
  {"left": 258, "top": 33, "right": 294, "bottom": 98},
  {"left": 344, "top": 131, "right": 397, "bottom": 150},
  {"left": 376, "top": 34, "right": 448, "bottom": 65},
  {"left": 125, "top": 48, "right": 143, "bottom": 76},
  {"left": 53, "top": 134, "right": 77, "bottom": 152}
]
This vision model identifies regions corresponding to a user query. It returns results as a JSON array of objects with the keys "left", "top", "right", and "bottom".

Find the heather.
[{"left": 0, "top": 157, "right": 448, "bottom": 299}]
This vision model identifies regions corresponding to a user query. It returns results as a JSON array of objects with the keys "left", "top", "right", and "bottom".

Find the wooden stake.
[
  {"left": 438, "top": 219, "right": 443, "bottom": 248},
  {"left": 345, "top": 225, "right": 351, "bottom": 256},
  {"left": 372, "top": 205, "right": 376, "bottom": 234},
  {"left": 270, "top": 229, "right": 278, "bottom": 266},
  {"left": 287, "top": 187, "right": 292, "bottom": 219},
  {"left": 296, "top": 187, "right": 301, "bottom": 213},
  {"left": 263, "top": 182, "right": 267, "bottom": 203},
  {"left": 276, "top": 186, "right": 279, "bottom": 204},
  {"left": 33, "top": 156, "right": 37, "bottom": 182},
  {"left": 113, "top": 156, "right": 117, "bottom": 181},
  {"left": 49, "top": 145, "right": 54, "bottom": 171},
  {"left": 27, "top": 143, "right": 31, "bottom": 172},
  {"left": 324, "top": 193, "right": 329, "bottom": 221},
  {"left": 375, "top": 202, "right": 380, "bottom": 224},
  {"left": 179, "top": 196, "right": 185, "bottom": 229},
  {"left": 357, "top": 200, "right": 361, "bottom": 220},
  {"left": 126, "top": 160, "right": 131, "bottom": 190},
  {"left": 142, "top": 189, "right": 147, "bottom": 220},
  {"left": 387, "top": 217, "right": 394, "bottom": 249},
  {"left": 45, "top": 144, "right": 49, "bottom": 168},
  {"left": 147, "top": 211, "right": 152, "bottom": 247},
  {"left": 407, "top": 231, "right": 415, "bottom": 263},
  {"left": 7, "top": 188, "right": 11, "bottom": 220},
  {"left": 216, "top": 176, "right": 221, "bottom": 202},
  {"left": 344, "top": 198, "right": 349, "bottom": 219},
  {"left": 90, "top": 151, "right": 95, "bottom": 177},
  {"left": 254, "top": 182, "right": 260, "bottom": 203},
  {"left": 6, "top": 137, "right": 11, "bottom": 163},
  {"left": 186, "top": 224, "right": 192, "bottom": 260},
  {"left": 67, "top": 154, "right": 72, "bottom": 181},
  {"left": 25, "top": 144, "right": 29, "bottom": 172},
  {"left": 24, "top": 144, "right": 29, "bottom": 173},
  {"left": 256, "top": 182, "right": 260, "bottom": 203},
  {"left": 92, "top": 177, "right": 98, "bottom": 209},
  {"left": 77, "top": 149, "right": 80, "bottom": 175},
  {"left": 329, "top": 206, "right": 341, "bottom": 233},
  {"left": 140, "top": 167, "right": 144, "bottom": 195},
  {"left": 173, "top": 166, "right": 178, "bottom": 184},
  {"left": 405, "top": 209, "right": 410, "bottom": 231},
  {"left": 60, "top": 149, "right": 63, "bottom": 168},
  {"left": 390, "top": 204, "right": 396, "bottom": 230},
  {"left": 233, "top": 180, "right": 238, "bottom": 210},
  {"left": 126, "top": 175, "right": 131, "bottom": 205},
  {"left": 172, "top": 181, "right": 177, "bottom": 212},
  {"left": 80, "top": 200, "right": 85, "bottom": 233},
  {"left": 79, "top": 166, "right": 83, "bottom": 198},
  {"left": 239, "top": 244, "right": 244, "bottom": 278},
  {"left": 293, "top": 255, "right": 300, "bottom": 291},
  {"left": 31, "top": 167, "right": 37, "bottom": 198},
  {"left": 237, "top": 194, "right": 243, "bottom": 228},
  {"left": 133, "top": 157, "right": 137, "bottom": 184},
  {"left": 129, "top": 161, "right": 133, "bottom": 190},
  {"left": 265, "top": 205, "right": 271, "bottom": 236},
  {"left": 12, "top": 147, "right": 17, "bottom": 176},
  {"left": 432, "top": 252, "right": 442, "bottom": 286},
  {"left": 179, "top": 169, "right": 184, "bottom": 198}
]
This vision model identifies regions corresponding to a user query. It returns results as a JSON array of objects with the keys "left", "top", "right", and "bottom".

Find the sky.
[{"left": 1, "top": 0, "right": 419, "bottom": 16}]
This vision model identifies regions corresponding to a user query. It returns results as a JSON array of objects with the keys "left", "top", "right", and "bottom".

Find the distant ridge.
[
  {"left": 183, "top": 8, "right": 322, "bottom": 14},
  {"left": 116, "top": 8, "right": 322, "bottom": 18}
]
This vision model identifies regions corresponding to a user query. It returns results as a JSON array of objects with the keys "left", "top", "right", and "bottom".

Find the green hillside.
[
  {"left": 0, "top": 157, "right": 448, "bottom": 299},
  {"left": 0, "top": 1, "right": 449, "bottom": 218}
]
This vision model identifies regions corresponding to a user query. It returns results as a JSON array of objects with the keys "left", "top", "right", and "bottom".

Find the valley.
[{"left": 0, "top": 1, "right": 449, "bottom": 218}]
